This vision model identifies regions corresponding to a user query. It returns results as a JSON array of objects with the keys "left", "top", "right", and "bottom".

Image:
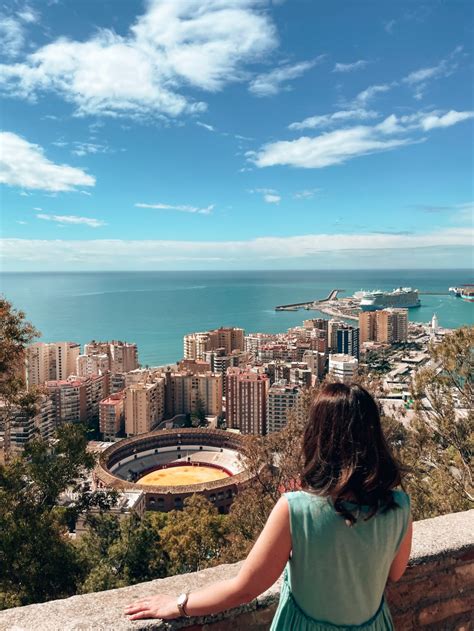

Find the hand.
[{"left": 124, "top": 594, "right": 180, "bottom": 620}]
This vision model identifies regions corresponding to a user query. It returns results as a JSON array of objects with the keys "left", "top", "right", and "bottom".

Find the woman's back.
[{"left": 271, "top": 490, "right": 411, "bottom": 630}]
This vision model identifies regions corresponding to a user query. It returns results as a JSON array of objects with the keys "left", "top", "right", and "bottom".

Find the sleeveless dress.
[{"left": 270, "top": 490, "right": 411, "bottom": 631}]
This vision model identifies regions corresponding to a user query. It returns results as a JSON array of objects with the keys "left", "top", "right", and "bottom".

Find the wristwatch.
[{"left": 177, "top": 592, "right": 190, "bottom": 618}]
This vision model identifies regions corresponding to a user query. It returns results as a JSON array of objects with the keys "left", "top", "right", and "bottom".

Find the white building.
[
  {"left": 328, "top": 354, "right": 359, "bottom": 384},
  {"left": 267, "top": 382, "right": 301, "bottom": 433},
  {"left": 26, "top": 342, "right": 81, "bottom": 388}
]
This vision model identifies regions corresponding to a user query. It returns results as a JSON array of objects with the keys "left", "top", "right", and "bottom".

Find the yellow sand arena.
[{"left": 137, "top": 465, "right": 230, "bottom": 487}]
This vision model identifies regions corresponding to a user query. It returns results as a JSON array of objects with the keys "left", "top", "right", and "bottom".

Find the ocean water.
[{"left": 1, "top": 270, "right": 472, "bottom": 366}]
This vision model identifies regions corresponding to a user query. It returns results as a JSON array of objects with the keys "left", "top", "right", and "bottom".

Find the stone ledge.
[{"left": 1, "top": 509, "right": 472, "bottom": 631}]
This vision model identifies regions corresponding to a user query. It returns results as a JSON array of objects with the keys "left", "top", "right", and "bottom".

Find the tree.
[
  {"left": 405, "top": 327, "right": 473, "bottom": 518},
  {"left": 159, "top": 495, "right": 228, "bottom": 574},
  {"left": 191, "top": 396, "right": 207, "bottom": 427},
  {"left": 0, "top": 424, "right": 117, "bottom": 608},
  {"left": 77, "top": 511, "right": 169, "bottom": 594},
  {"left": 0, "top": 297, "right": 39, "bottom": 461}
]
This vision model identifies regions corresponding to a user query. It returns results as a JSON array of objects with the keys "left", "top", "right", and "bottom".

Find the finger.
[
  {"left": 127, "top": 610, "right": 156, "bottom": 620},
  {"left": 124, "top": 603, "right": 149, "bottom": 614}
]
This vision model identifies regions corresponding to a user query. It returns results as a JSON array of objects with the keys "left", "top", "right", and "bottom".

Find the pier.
[{"left": 275, "top": 289, "right": 345, "bottom": 311}]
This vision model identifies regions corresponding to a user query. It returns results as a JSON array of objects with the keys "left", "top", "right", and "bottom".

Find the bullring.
[{"left": 94, "top": 428, "right": 253, "bottom": 513}]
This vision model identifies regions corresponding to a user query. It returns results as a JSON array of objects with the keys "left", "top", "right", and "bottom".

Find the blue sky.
[{"left": 1, "top": 0, "right": 473, "bottom": 270}]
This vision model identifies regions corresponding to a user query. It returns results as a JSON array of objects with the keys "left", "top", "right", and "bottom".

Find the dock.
[{"left": 275, "top": 289, "right": 345, "bottom": 311}]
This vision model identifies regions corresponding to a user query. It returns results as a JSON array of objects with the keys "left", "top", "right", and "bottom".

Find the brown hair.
[{"left": 301, "top": 382, "right": 402, "bottom": 524}]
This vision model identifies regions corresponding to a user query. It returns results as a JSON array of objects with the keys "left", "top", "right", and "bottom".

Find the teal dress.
[{"left": 271, "top": 490, "right": 411, "bottom": 630}]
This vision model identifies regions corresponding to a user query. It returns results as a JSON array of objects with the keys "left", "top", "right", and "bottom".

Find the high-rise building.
[
  {"left": 226, "top": 368, "right": 269, "bottom": 435},
  {"left": 46, "top": 378, "right": 88, "bottom": 425},
  {"left": 184, "top": 327, "right": 245, "bottom": 360},
  {"left": 100, "top": 391, "right": 125, "bottom": 440},
  {"left": 376, "top": 309, "right": 408, "bottom": 343},
  {"left": 359, "top": 311, "right": 377, "bottom": 344},
  {"left": 163, "top": 371, "right": 222, "bottom": 418},
  {"left": 267, "top": 382, "right": 301, "bottom": 433},
  {"left": 195, "top": 372, "right": 223, "bottom": 417},
  {"left": 183, "top": 332, "right": 211, "bottom": 360},
  {"left": 25, "top": 342, "right": 81, "bottom": 388},
  {"left": 46, "top": 373, "right": 110, "bottom": 426},
  {"left": 303, "top": 318, "right": 329, "bottom": 332},
  {"left": 328, "top": 320, "right": 348, "bottom": 352},
  {"left": 125, "top": 379, "right": 165, "bottom": 436},
  {"left": 337, "top": 327, "right": 360, "bottom": 359},
  {"left": 84, "top": 341, "right": 139, "bottom": 374},
  {"left": 302, "top": 350, "right": 328, "bottom": 380},
  {"left": 76, "top": 353, "right": 110, "bottom": 377},
  {"left": 245, "top": 333, "right": 276, "bottom": 356},
  {"left": 328, "top": 354, "right": 359, "bottom": 384},
  {"left": 359, "top": 309, "right": 408, "bottom": 344}
]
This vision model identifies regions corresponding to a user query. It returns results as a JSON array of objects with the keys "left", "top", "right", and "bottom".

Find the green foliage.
[
  {"left": 159, "top": 495, "right": 228, "bottom": 574},
  {"left": 191, "top": 396, "right": 207, "bottom": 427},
  {"left": 0, "top": 297, "right": 40, "bottom": 461},
  {"left": 0, "top": 426, "right": 102, "bottom": 607}
]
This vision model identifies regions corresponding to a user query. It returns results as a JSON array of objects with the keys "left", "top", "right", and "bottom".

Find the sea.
[{"left": 1, "top": 270, "right": 472, "bottom": 366}]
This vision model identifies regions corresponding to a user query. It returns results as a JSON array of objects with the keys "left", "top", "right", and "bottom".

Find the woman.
[{"left": 125, "top": 383, "right": 412, "bottom": 630}]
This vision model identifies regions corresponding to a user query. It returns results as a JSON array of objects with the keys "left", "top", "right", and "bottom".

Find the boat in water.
[
  {"left": 358, "top": 287, "right": 421, "bottom": 311},
  {"left": 449, "top": 285, "right": 474, "bottom": 302}
]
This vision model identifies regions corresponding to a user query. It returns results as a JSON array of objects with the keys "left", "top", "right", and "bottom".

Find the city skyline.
[{"left": 1, "top": 0, "right": 473, "bottom": 271}]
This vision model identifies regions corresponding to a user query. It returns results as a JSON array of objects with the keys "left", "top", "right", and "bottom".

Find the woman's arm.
[
  {"left": 125, "top": 496, "right": 291, "bottom": 621},
  {"left": 388, "top": 517, "right": 413, "bottom": 582}
]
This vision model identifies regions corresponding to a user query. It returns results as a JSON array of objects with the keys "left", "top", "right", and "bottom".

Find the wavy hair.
[{"left": 300, "top": 382, "right": 402, "bottom": 525}]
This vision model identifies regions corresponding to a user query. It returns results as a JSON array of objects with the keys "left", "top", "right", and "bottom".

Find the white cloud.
[
  {"left": 333, "top": 60, "right": 368, "bottom": 73},
  {"left": 419, "top": 110, "right": 474, "bottom": 130},
  {"left": 0, "top": 16, "right": 25, "bottom": 58},
  {"left": 289, "top": 108, "right": 378, "bottom": 130},
  {"left": 135, "top": 202, "right": 214, "bottom": 215},
  {"left": 196, "top": 121, "right": 216, "bottom": 132},
  {"left": 402, "top": 47, "right": 463, "bottom": 100},
  {"left": 249, "top": 187, "right": 281, "bottom": 203},
  {"left": 71, "top": 141, "right": 111, "bottom": 156},
  {"left": 249, "top": 59, "right": 320, "bottom": 97},
  {"left": 294, "top": 188, "right": 320, "bottom": 199},
  {"left": 0, "top": 131, "right": 96, "bottom": 191},
  {"left": 251, "top": 126, "right": 413, "bottom": 169},
  {"left": 353, "top": 83, "right": 392, "bottom": 105},
  {"left": 253, "top": 108, "right": 473, "bottom": 170},
  {"left": 36, "top": 213, "right": 106, "bottom": 227},
  {"left": 17, "top": 6, "right": 39, "bottom": 24},
  {"left": 0, "top": 0, "right": 277, "bottom": 119},
  {"left": 3, "top": 227, "right": 472, "bottom": 269}
]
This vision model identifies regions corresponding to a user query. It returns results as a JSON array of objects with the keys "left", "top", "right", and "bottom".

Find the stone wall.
[{"left": 1, "top": 510, "right": 472, "bottom": 631}]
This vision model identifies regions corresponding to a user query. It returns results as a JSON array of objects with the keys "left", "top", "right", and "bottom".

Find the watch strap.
[{"left": 177, "top": 592, "right": 190, "bottom": 618}]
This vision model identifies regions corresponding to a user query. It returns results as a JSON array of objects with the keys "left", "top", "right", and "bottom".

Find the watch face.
[{"left": 177, "top": 593, "right": 187, "bottom": 606}]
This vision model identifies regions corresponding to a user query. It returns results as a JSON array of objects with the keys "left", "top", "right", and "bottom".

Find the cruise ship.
[
  {"left": 358, "top": 287, "right": 421, "bottom": 311},
  {"left": 449, "top": 285, "right": 474, "bottom": 302}
]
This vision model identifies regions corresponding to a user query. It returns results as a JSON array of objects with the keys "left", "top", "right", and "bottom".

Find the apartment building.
[
  {"left": 83, "top": 340, "right": 139, "bottom": 374},
  {"left": 226, "top": 368, "right": 269, "bottom": 435},
  {"left": 25, "top": 341, "right": 80, "bottom": 388},
  {"left": 125, "top": 379, "right": 165, "bottom": 436},
  {"left": 184, "top": 327, "right": 245, "bottom": 360},
  {"left": 328, "top": 354, "right": 359, "bottom": 384},
  {"left": 267, "top": 382, "right": 301, "bottom": 433},
  {"left": 359, "top": 309, "right": 408, "bottom": 344},
  {"left": 99, "top": 391, "right": 125, "bottom": 440}
]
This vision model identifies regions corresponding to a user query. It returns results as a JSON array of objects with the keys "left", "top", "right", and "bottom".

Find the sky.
[{"left": 1, "top": 0, "right": 473, "bottom": 271}]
